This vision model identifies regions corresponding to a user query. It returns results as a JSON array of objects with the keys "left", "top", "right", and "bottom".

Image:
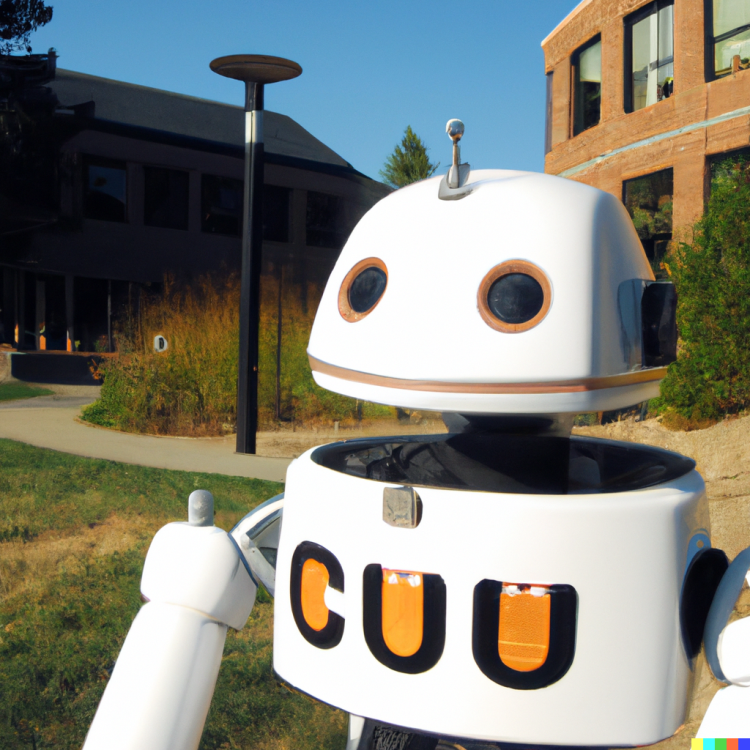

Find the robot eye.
[
  {"left": 338, "top": 258, "right": 388, "bottom": 322},
  {"left": 478, "top": 261, "right": 551, "bottom": 333}
]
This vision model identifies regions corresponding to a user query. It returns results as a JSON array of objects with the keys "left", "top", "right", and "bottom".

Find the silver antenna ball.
[{"left": 446, "top": 118, "right": 464, "bottom": 142}]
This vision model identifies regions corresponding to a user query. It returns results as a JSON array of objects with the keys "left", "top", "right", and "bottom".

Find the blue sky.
[{"left": 27, "top": 1, "right": 579, "bottom": 181}]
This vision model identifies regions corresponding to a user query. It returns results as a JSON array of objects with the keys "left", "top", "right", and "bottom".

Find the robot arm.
[
  {"left": 83, "top": 491, "right": 283, "bottom": 750},
  {"left": 697, "top": 546, "right": 750, "bottom": 737}
]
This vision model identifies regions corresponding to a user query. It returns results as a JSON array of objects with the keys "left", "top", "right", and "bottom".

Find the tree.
[
  {"left": 659, "top": 156, "right": 750, "bottom": 423},
  {"left": 379, "top": 125, "right": 439, "bottom": 188},
  {"left": 0, "top": 0, "right": 53, "bottom": 54}
]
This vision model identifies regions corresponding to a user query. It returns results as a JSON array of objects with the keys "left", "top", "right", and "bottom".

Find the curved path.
[{"left": 0, "top": 386, "right": 291, "bottom": 483}]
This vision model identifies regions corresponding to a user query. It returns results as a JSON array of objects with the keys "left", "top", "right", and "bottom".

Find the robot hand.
[
  {"left": 83, "top": 491, "right": 283, "bottom": 750},
  {"left": 697, "top": 546, "right": 750, "bottom": 737}
]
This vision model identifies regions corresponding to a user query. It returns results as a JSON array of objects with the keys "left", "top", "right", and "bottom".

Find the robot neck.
[{"left": 442, "top": 413, "right": 574, "bottom": 438}]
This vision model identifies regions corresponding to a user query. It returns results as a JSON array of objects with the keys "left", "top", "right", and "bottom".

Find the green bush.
[{"left": 659, "top": 156, "right": 750, "bottom": 421}]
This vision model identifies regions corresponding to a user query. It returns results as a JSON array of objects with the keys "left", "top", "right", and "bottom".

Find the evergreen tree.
[
  {"left": 379, "top": 125, "right": 439, "bottom": 188},
  {"left": 659, "top": 156, "right": 750, "bottom": 423},
  {"left": 0, "top": 0, "right": 53, "bottom": 54}
]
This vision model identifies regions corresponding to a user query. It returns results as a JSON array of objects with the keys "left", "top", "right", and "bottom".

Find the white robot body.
[
  {"left": 273, "top": 440, "right": 706, "bottom": 746},
  {"left": 83, "top": 131, "right": 750, "bottom": 750}
]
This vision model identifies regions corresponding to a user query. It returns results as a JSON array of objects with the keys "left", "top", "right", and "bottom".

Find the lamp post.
[{"left": 210, "top": 55, "right": 302, "bottom": 454}]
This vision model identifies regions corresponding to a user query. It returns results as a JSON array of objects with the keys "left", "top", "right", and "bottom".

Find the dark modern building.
[{"left": 0, "top": 55, "right": 389, "bottom": 354}]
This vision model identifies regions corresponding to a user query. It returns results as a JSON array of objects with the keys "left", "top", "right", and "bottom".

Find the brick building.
[{"left": 543, "top": 0, "right": 750, "bottom": 273}]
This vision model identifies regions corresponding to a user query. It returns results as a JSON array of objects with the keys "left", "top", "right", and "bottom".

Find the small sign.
[{"left": 154, "top": 335, "right": 168, "bottom": 353}]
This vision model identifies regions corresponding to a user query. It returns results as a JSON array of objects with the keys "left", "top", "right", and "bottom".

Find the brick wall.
[{"left": 543, "top": 0, "right": 750, "bottom": 236}]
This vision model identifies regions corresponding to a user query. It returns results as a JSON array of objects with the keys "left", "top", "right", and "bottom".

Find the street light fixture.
[{"left": 210, "top": 54, "right": 302, "bottom": 455}]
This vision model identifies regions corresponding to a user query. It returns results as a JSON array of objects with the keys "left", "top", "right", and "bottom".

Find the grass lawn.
[
  {"left": 0, "top": 383, "right": 54, "bottom": 402},
  {"left": 0, "top": 439, "right": 347, "bottom": 750}
]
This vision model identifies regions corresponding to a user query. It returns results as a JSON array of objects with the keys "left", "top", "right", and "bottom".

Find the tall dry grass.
[
  {"left": 83, "top": 271, "right": 393, "bottom": 436},
  {"left": 85, "top": 274, "right": 239, "bottom": 436}
]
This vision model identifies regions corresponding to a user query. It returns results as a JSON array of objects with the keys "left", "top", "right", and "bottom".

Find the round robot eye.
[
  {"left": 487, "top": 273, "right": 544, "bottom": 325},
  {"left": 478, "top": 261, "right": 551, "bottom": 333},
  {"left": 349, "top": 267, "right": 387, "bottom": 313},
  {"left": 339, "top": 258, "right": 388, "bottom": 322}
]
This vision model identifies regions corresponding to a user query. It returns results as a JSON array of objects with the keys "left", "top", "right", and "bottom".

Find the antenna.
[{"left": 439, "top": 118, "right": 471, "bottom": 199}]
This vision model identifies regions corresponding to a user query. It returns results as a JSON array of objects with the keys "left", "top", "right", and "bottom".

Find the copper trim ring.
[
  {"left": 478, "top": 260, "right": 552, "bottom": 333},
  {"left": 338, "top": 257, "right": 388, "bottom": 323},
  {"left": 309, "top": 355, "right": 667, "bottom": 395}
]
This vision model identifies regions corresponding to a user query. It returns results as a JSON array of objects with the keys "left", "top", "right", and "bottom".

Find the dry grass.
[
  {"left": 83, "top": 272, "right": 395, "bottom": 437},
  {"left": 0, "top": 514, "right": 151, "bottom": 599}
]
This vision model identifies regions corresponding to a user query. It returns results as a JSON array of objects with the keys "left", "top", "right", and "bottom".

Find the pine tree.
[
  {"left": 379, "top": 126, "right": 439, "bottom": 188},
  {"left": 0, "top": 0, "right": 53, "bottom": 55}
]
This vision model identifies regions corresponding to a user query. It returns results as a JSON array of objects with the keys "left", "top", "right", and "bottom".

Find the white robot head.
[{"left": 308, "top": 122, "right": 675, "bottom": 417}]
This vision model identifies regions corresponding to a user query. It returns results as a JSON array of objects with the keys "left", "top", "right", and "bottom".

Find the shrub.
[{"left": 659, "top": 156, "right": 750, "bottom": 421}]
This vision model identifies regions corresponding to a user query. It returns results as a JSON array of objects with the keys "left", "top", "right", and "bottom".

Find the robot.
[{"left": 83, "top": 121, "right": 750, "bottom": 750}]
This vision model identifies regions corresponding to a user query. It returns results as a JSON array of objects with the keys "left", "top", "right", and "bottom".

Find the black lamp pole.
[{"left": 210, "top": 55, "right": 302, "bottom": 454}]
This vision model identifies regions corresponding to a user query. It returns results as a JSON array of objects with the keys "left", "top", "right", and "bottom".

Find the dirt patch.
[
  {"left": 576, "top": 416, "right": 750, "bottom": 558},
  {"left": 574, "top": 416, "right": 750, "bottom": 482}
]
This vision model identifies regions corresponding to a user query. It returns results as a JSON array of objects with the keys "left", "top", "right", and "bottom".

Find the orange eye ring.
[
  {"left": 338, "top": 257, "right": 388, "bottom": 323},
  {"left": 478, "top": 260, "right": 552, "bottom": 333}
]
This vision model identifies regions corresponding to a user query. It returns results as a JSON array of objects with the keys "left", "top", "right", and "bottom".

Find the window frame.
[
  {"left": 623, "top": 0, "right": 675, "bottom": 114},
  {"left": 570, "top": 34, "right": 603, "bottom": 138},
  {"left": 622, "top": 166, "right": 674, "bottom": 278},
  {"left": 143, "top": 166, "right": 190, "bottom": 231},
  {"left": 200, "top": 173, "right": 244, "bottom": 237},
  {"left": 306, "top": 190, "right": 349, "bottom": 250},
  {"left": 707, "top": 146, "right": 750, "bottom": 195},
  {"left": 263, "top": 184, "right": 292, "bottom": 243},
  {"left": 705, "top": 0, "right": 750, "bottom": 80},
  {"left": 83, "top": 155, "right": 128, "bottom": 223}
]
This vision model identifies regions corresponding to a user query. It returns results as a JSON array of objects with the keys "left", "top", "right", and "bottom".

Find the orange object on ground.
[
  {"left": 382, "top": 569, "right": 424, "bottom": 657},
  {"left": 498, "top": 585, "right": 551, "bottom": 672},
  {"left": 300, "top": 558, "right": 330, "bottom": 631}
]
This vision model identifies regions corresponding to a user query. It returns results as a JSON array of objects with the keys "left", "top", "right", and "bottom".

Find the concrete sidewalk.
[{"left": 0, "top": 387, "right": 291, "bottom": 483}]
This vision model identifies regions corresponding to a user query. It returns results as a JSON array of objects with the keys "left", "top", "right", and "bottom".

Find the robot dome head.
[{"left": 308, "top": 123, "right": 676, "bottom": 416}]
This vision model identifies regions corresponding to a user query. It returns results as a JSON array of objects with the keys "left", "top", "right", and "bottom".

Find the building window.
[
  {"left": 144, "top": 167, "right": 189, "bottom": 230},
  {"left": 625, "top": 0, "right": 674, "bottom": 112},
  {"left": 623, "top": 168, "right": 673, "bottom": 277},
  {"left": 263, "top": 185, "right": 291, "bottom": 242},
  {"left": 84, "top": 157, "right": 127, "bottom": 222},
  {"left": 201, "top": 175, "right": 243, "bottom": 236},
  {"left": 571, "top": 36, "right": 602, "bottom": 136},
  {"left": 201, "top": 177, "right": 293, "bottom": 240},
  {"left": 708, "top": 0, "right": 750, "bottom": 77},
  {"left": 709, "top": 147, "right": 750, "bottom": 190},
  {"left": 306, "top": 191, "right": 347, "bottom": 249},
  {"left": 544, "top": 71, "right": 554, "bottom": 155}
]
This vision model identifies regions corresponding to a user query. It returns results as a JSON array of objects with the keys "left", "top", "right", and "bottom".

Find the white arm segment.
[
  {"left": 82, "top": 602, "right": 230, "bottom": 750},
  {"left": 83, "top": 492, "right": 260, "bottom": 750},
  {"left": 697, "top": 549, "right": 750, "bottom": 737}
]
